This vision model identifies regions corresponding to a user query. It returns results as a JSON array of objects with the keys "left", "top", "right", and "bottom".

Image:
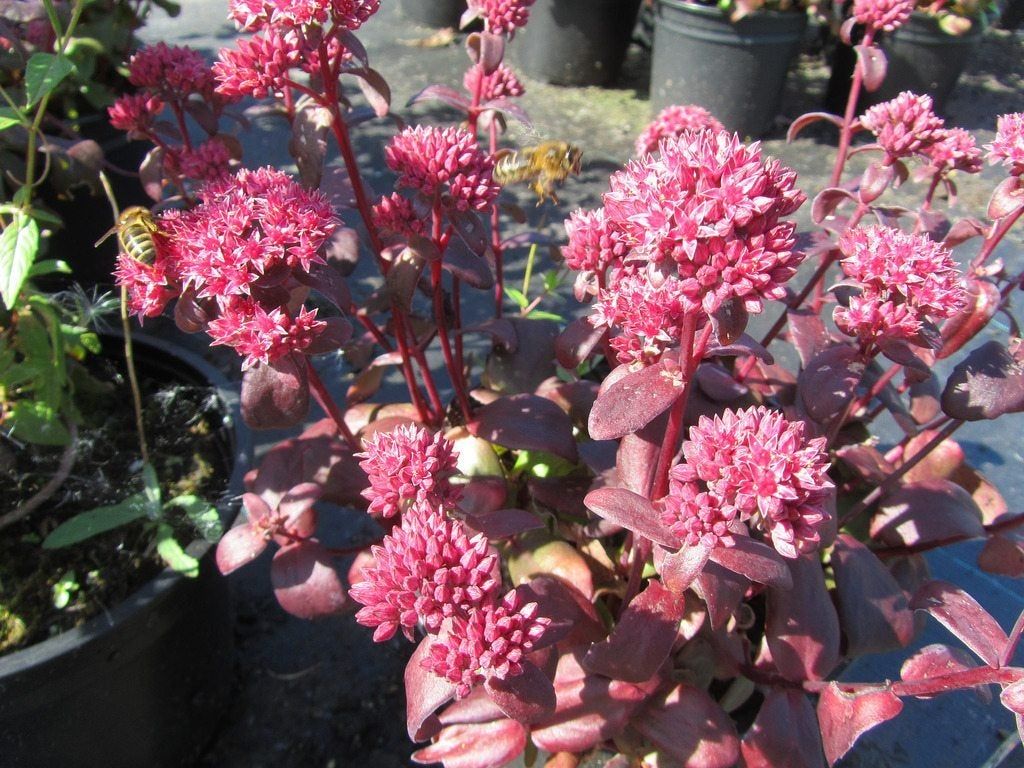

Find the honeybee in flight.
[
  {"left": 493, "top": 140, "right": 583, "bottom": 204},
  {"left": 95, "top": 206, "right": 161, "bottom": 264}
]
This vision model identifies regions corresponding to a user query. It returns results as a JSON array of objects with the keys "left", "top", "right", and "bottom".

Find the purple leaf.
[
  {"left": 448, "top": 207, "right": 488, "bottom": 255},
  {"left": 270, "top": 542, "right": 348, "bottom": 619},
  {"left": 835, "top": 444, "right": 894, "bottom": 484},
  {"left": 288, "top": 103, "right": 330, "bottom": 189},
  {"left": 584, "top": 487, "right": 676, "bottom": 548},
  {"left": 694, "top": 559, "right": 749, "bottom": 630},
  {"left": 1000, "top": 680, "right": 1024, "bottom": 716},
  {"left": 711, "top": 296, "right": 749, "bottom": 345},
  {"left": 943, "top": 217, "right": 987, "bottom": 248},
  {"left": 584, "top": 579, "right": 684, "bottom": 683},
  {"left": 859, "top": 160, "right": 894, "bottom": 204},
  {"left": 657, "top": 542, "right": 713, "bottom": 595},
  {"left": 871, "top": 479, "right": 984, "bottom": 547},
  {"left": 215, "top": 521, "right": 269, "bottom": 575},
  {"left": 297, "top": 261, "right": 352, "bottom": 310},
  {"left": 240, "top": 354, "right": 310, "bottom": 430},
  {"left": 349, "top": 66, "right": 391, "bottom": 117},
  {"left": 741, "top": 689, "right": 824, "bottom": 768},
  {"left": 555, "top": 316, "right": 605, "bottom": 370},
  {"left": 635, "top": 684, "right": 740, "bottom": 767},
  {"left": 462, "top": 317, "right": 517, "bottom": 350},
  {"left": 484, "top": 317, "right": 558, "bottom": 395},
  {"left": 704, "top": 333, "right": 774, "bottom": 363},
  {"left": 589, "top": 359, "right": 685, "bottom": 440},
  {"left": 524, "top": 575, "right": 605, "bottom": 648},
  {"left": 407, "top": 637, "right": 457, "bottom": 741},
  {"left": 173, "top": 287, "right": 210, "bottom": 333},
  {"left": 855, "top": 44, "right": 888, "bottom": 91},
  {"left": 305, "top": 316, "right": 354, "bottom": 355},
  {"left": 817, "top": 683, "right": 903, "bottom": 766},
  {"left": 787, "top": 111, "right": 845, "bottom": 142},
  {"left": 766, "top": 555, "right": 840, "bottom": 682},
  {"left": 468, "top": 394, "right": 578, "bottom": 462},
  {"left": 799, "top": 344, "right": 865, "bottom": 422},
  {"left": 485, "top": 662, "right": 555, "bottom": 723},
  {"left": 412, "top": 719, "right": 527, "bottom": 768},
  {"left": 811, "top": 187, "right": 856, "bottom": 224},
  {"left": 463, "top": 508, "right": 543, "bottom": 539},
  {"left": 465, "top": 31, "right": 505, "bottom": 74},
  {"left": 900, "top": 643, "right": 978, "bottom": 693},
  {"left": 532, "top": 651, "right": 646, "bottom": 753},
  {"left": 787, "top": 308, "right": 832, "bottom": 368},
  {"left": 978, "top": 534, "right": 1024, "bottom": 578},
  {"left": 407, "top": 84, "right": 471, "bottom": 112},
  {"left": 695, "top": 364, "right": 748, "bottom": 403},
  {"left": 832, "top": 534, "right": 915, "bottom": 656},
  {"left": 480, "top": 97, "right": 532, "bottom": 128},
  {"left": 139, "top": 146, "right": 165, "bottom": 201},
  {"left": 937, "top": 278, "right": 1000, "bottom": 360},
  {"left": 988, "top": 176, "right": 1024, "bottom": 220},
  {"left": 614, "top": 411, "right": 667, "bottom": 495},
  {"left": 709, "top": 537, "right": 793, "bottom": 588},
  {"left": 941, "top": 341, "right": 1024, "bottom": 421},
  {"left": 910, "top": 580, "right": 1009, "bottom": 667},
  {"left": 438, "top": 689, "right": 506, "bottom": 726},
  {"left": 441, "top": 237, "right": 494, "bottom": 289}
]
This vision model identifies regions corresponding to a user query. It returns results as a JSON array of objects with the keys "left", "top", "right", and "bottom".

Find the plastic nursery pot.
[
  {"left": 0, "top": 333, "right": 251, "bottom": 768},
  {"left": 650, "top": 0, "right": 808, "bottom": 138},
  {"left": 511, "top": 0, "right": 644, "bottom": 86},
  {"left": 398, "top": 0, "right": 467, "bottom": 27}
]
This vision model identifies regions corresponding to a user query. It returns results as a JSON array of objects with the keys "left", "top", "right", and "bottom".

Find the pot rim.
[
  {"left": 655, "top": 0, "right": 809, "bottom": 18},
  {"left": 0, "top": 331, "right": 250, "bottom": 676}
]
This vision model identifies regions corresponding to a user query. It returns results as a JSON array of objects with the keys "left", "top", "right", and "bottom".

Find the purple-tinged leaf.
[
  {"left": 407, "top": 83, "right": 471, "bottom": 112},
  {"left": 910, "top": 580, "right": 1009, "bottom": 667},
  {"left": 584, "top": 579, "right": 684, "bottom": 683},
  {"left": 463, "top": 317, "right": 517, "bottom": 350},
  {"left": 694, "top": 559, "right": 749, "bottom": 630},
  {"left": 441, "top": 238, "right": 494, "bottom": 289},
  {"left": 944, "top": 217, "right": 988, "bottom": 248},
  {"left": 854, "top": 44, "right": 887, "bottom": 91},
  {"left": 878, "top": 338, "right": 930, "bottom": 377},
  {"left": 614, "top": 413, "right": 665, "bottom": 495},
  {"left": 900, "top": 643, "right": 978, "bottom": 694},
  {"left": 215, "top": 522, "right": 269, "bottom": 575},
  {"left": 832, "top": 534, "right": 915, "bottom": 656},
  {"left": 298, "top": 261, "right": 352, "bottom": 309},
  {"left": 139, "top": 147, "right": 165, "bottom": 201},
  {"left": 589, "top": 359, "right": 685, "bottom": 440},
  {"left": 695, "top": 364, "right": 748, "bottom": 403},
  {"left": 484, "top": 317, "right": 558, "bottom": 395},
  {"left": 173, "top": 287, "right": 210, "bottom": 333},
  {"left": 525, "top": 575, "right": 605, "bottom": 648},
  {"left": 305, "top": 316, "right": 353, "bottom": 355},
  {"left": 1000, "top": 680, "right": 1024, "bottom": 715},
  {"left": 288, "top": 103, "right": 331, "bottom": 189},
  {"left": 871, "top": 480, "right": 984, "bottom": 547},
  {"left": 506, "top": 534, "right": 595, "bottom": 600},
  {"left": 988, "top": 176, "right": 1024, "bottom": 220},
  {"left": 634, "top": 684, "right": 740, "bottom": 768},
  {"left": 766, "top": 555, "right": 840, "bottom": 681},
  {"left": 859, "top": 160, "right": 894, "bottom": 203},
  {"left": 532, "top": 651, "right": 646, "bottom": 753},
  {"left": 787, "top": 111, "right": 844, "bottom": 143},
  {"left": 978, "top": 534, "right": 1024, "bottom": 578},
  {"left": 835, "top": 444, "right": 894, "bottom": 484},
  {"left": 485, "top": 661, "right": 555, "bottom": 723},
  {"left": 319, "top": 167, "right": 357, "bottom": 211},
  {"left": 459, "top": 477, "right": 508, "bottom": 518},
  {"left": 741, "top": 689, "right": 824, "bottom": 768},
  {"left": 657, "top": 542, "right": 713, "bottom": 595},
  {"left": 438, "top": 689, "right": 506, "bottom": 726},
  {"left": 909, "top": 374, "right": 942, "bottom": 424},
  {"left": 449, "top": 207, "right": 489, "bottom": 255},
  {"left": 336, "top": 29, "right": 368, "bottom": 66},
  {"left": 468, "top": 394, "right": 578, "bottom": 462},
  {"left": 709, "top": 537, "right": 792, "bottom": 588},
  {"left": 811, "top": 187, "right": 856, "bottom": 225},
  {"left": 465, "top": 31, "right": 505, "bottom": 74},
  {"left": 712, "top": 296, "right": 748, "bottom": 345},
  {"left": 535, "top": 378, "right": 599, "bottom": 424},
  {"left": 704, "top": 333, "right": 774, "bottom": 363},
  {"left": 941, "top": 341, "right": 1024, "bottom": 421},
  {"left": 817, "top": 683, "right": 903, "bottom": 766},
  {"left": 799, "top": 344, "right": 864, "bottom": 422},
  {"left": 347, "top": 365, "right": 386, "bottom": 404},
  {"left": 937, "top": 278, "right": 1001, "bottom": 360},
  {"left": 270, "top": 542, "right": 348, "bottom": 619},
  {"left": 480, "top": 97, "right": 532, "bottom": 128},
  {"left": 584, "top": 487, "right": 676, "bottom": 548},
  {"left": 412, "top": 719, "right": 527, "bottom": 768},
  {"left": 787, "top": 308, "right": 832, "bottom": 368},
  {"left": 555, "top": 316, "right": 605, "bottom": 370},
  {"left": 464, "top": 507, "right": 543, "bottom": 539},
  {"left": 241, "top": 354, "right": 310, "bottom": 430},
  {"left": 407, "top": 636, "right": 457, "bottom": 741},
  {"left": 349, "top": 66, "right": 391, "bottom": 117}
]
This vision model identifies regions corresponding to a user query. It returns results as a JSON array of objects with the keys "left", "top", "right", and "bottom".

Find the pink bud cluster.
[
  {"left": 852, "top": 0, "right": 914, "bottom": 32},
  {"left": 107, "top": 93, "right": 164, "bottom": 140},
  {"left": 164, "top": 139, "right": 234, "bottom": 183},
  {"left": 860, "top": 92, "right": 941, "bottom": 160},
  {"left": 115, "top": 167, "right": 340, "bottom": 370},
  {"left": 467, "top": 0, "right": 536, "bottom": 37},
  {"left": 128, "top": 43, "right": 217, "bottom": 102},
  {"left": 987, "top": 112, "right": 1024, "bottom": 177},
  {"left": 464, "top": 62, "right": 526, "bottom": 102},
  {"left": 667, "top": 406, "right": 834, "bottom": 558},
  {"left": 228, "top": 0, "right": 380, "bottom": 32},
  {"left": 213, "top": 28, "right": 306, "bottom": 99},
  {"left": 835, "top": 225, "right": 965, "bottom": 347},
  {"left": 385, "top": 126, "right": 500, "bottom": 213},
  {"left": 634, "top": 104, "right": 725, "bottom": 157}
]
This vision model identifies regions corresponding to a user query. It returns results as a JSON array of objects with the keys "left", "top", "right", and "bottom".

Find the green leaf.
[
  {"left": 79, "top": 331, "right": 100, "bottom": 354},
  {"left": 24, "top": 53, "right": 76, "bottom": 108},
  {"left": 526, "top": 310, "right": 564, "bottom": 322},
  {"left": 155, "top": 524, "right": 199, "bottom": 577},
  {"left": 543, "top": 270, "right": 561, "bottom": 293},
  {"left": 9, "top": 400, "right": 69, "bottom": 445},
  {"left": 52, "top": 571, "right": 79, "bottom": 609},
  {"left": 0, "top": 107, "right": 24, "bottom": 131},
  {"left": 27, "top": 259, "right": 71, "bottom": 278},
  {"left": 504, "top": 286, "right": 529, "bottom": 309},
  {"left": 141, "top": 463, "right": 162, "bottom": 518},
  {"left": 165, "top": 495, "right": 223, "bottom": 542},
  {"left": 42, "top": 493, "right": 150, "bottom": 548},
  {"left": 0, "top": 213, "right": 39, "bottom": 310}
]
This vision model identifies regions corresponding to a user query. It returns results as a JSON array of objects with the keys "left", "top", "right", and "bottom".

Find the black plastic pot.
[
  {"left": 398, "top": 0, "right": 466, "bottom": 27},
  {"left": 0, "top": 333, "right": 250, "bottom": 768},
  {"left": 511, "top": 0, "right": 643, "bottom": 86},
  {"left": 650, "top": 0, "right": 807, "bottom": 138}
]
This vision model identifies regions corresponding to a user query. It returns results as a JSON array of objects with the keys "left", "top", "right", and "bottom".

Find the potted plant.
[
  {"left": 648, "top": 0, "right": 811, "bottom": 137},
  {"left": 96, "top": 0, "right": 1024, "bottom": 764},
  {"left": 0, "top": 8, "right": 250, "bottom": 765}
]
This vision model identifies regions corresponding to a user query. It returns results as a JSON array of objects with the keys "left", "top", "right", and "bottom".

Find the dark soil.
[{"left": 0, "top": 339, "right": 231, "bottom": 655}]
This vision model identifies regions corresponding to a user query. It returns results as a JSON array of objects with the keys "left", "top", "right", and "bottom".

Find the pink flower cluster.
[
  {"left": 634, "top": 104, "right": 725, "bottom": 157},
  {"left": 562, "top": 208, "right": 627, "bottom": 278},
  {"left": 986, "top": 112, "right": 1024, "bottom": 177},
  {"left": 372, "top": 192, "right": 427, "bottom": 240},
  {"left": 923, "top": 126, "right": 983, "bottom": 175},
  {"left": 115, "top": 168, "right": 340, "bottom": 370},
  {"left": 228, "top": 0, "right": 380, "bottom": 32},
  {"left": 129, "top": 43, "right": 216, "bottom": 102},
  {"left": 107, "top": 93, "right": 164, "bottom": 139},
  {"left": 861, "top": 92, "right": 945, "bottom": 162},
  {"left": 852, "top": 0, "right": 914, "bottom": 32},
  {"left": 165, "top": 139, "right": 234, "bottom": 183},
  {"left": 668, "top": 406, "right": 833, "bottom": 558},
  {"left": 464, "top": 62, "right": 526, "bottom": 102},
  {"left": 467, "top": 0, "right": 536, "bottom": 37},
  {"left": 214, "top": 28, "right": 305, "bottom": 99},
  {"left": 385, "top": 126, "right": 500, "bottom": 212},
  {"left": 835, "top": 225, "right": 965, "bottom": 347},
  {"left": 358, "top": 424, "right": 462, "bottom": 518}
]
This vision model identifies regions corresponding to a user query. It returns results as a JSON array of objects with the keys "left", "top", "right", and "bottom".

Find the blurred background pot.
[{"left": 398, "top": 0, "right": 467, "bottom": 27}]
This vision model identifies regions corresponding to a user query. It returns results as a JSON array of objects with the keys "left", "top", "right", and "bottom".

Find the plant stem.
[
  {"left": 305, "top": 359, "right": 360, "bottom": 450},
  {"left": 829, "top": 29, "right": 874, "bottom": 189},
  {"left": 1002, "top": 604, "right": 1024, "bottom": 667},
  {"left": 872, "top": 512, "right": 1024, "bottom": 560},
  {"left": 0, "top": 423, "right": 77, "bottom": 531},
  {"left": 972, "top": 205, "right": 1024, "bottom": 270}
]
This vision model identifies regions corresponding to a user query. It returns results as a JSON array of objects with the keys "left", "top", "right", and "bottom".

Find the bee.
[
  {"left": 95, "top": 206, "right": 161, "bottom": 264},
  {"left": 493, "top": 140, "right": 583, "bottom": 204}
]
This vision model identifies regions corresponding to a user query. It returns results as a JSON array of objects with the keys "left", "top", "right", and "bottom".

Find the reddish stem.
[
  {"left": 305, "top": 358, "right": 360, "bottom": 450},
  {"left": 972, "top": 205, "right": 1024, "bottom": 270},
  {"left": 873, "top": 512, "right": 1024, "bottom": 561},
  {"left": 828, "top": 30, "right": 874, "bottom": 189}
]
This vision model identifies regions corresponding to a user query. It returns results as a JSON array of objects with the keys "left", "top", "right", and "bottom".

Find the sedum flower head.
[
  {"left": 114, "top": 252, "right": 177, "bottom": 319},
  {"left": 464, "top": 62, "right": 525, "bottom": 102},
  {"left": 228, "top": 0, "right": 380, "bottom": 31},
  {"left": 165, "top": 139, "right": 234, "bottom": 183},
  {"left": 986, "top": 112, "right": 1024, "bottom": 177},
  {"left": 562, "top": 207, "right": 627, "bottom": 275},
  {"left": 852, "top": 0, "right": 914, "bottom": 32},
  {"left": 861, "top": 92, "right": 944, "bottom": 161},
  {"left": 602, "top": 130, "right": 806, "bottom": 317},
  {"left": 660, "top": 479, "right": 739, "bottom": 549},
  {"left": 372, "top": 192, "right": 427, "bottom": 240},
  {"left": 213, "top": 28, "right": 304, "bottom": 99},
  {"left": 129, "top": 43, "right": 214, "bottom": 101},
  {"left": 835, "top": 225, "right": 965, "bottom": 346},
  {"left": 107, "top": 94, "right": 164, "bottom": 139},
  {"left": 422, "top": 589, "right": 549, "bottom": 698},
  {"left": 206, "top": 299, "right": 326, "bottom": 369},
  {"left": 635, "top": 104, "right": 725, "bottom": 157},
  {"left": 350, "top": 502, "right": 499, "bottom": 642},
  {"left": 676, "top": 406, "right": 833, "bottom": 558},
  {"left": 468, "top": 0, "right": 536, "bottom": 37},
  {"left": 358, "top": 424, "right": 462, "bottom": 519},
  {"left": 923, "top": 127, "right": 983, "bottom": 175},
  {"left": 385, "top": 126, "right": 499, "bottom": 212}
]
